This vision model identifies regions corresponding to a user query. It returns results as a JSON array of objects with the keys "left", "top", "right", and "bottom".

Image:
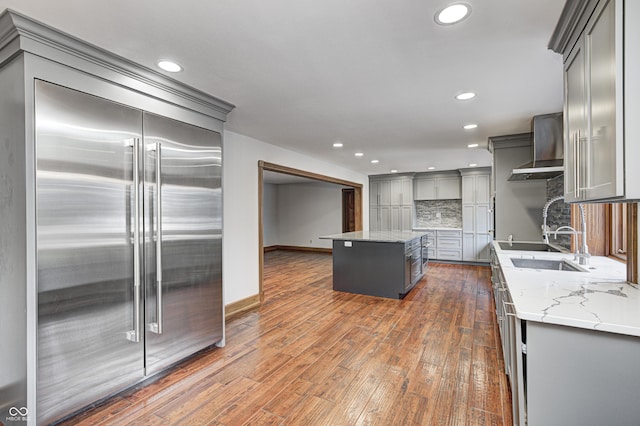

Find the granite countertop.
[
  {"left": 493, "top": 240, "right": 640, "bottom": 337},
  {"left": 319, "top": 230, "right": 429, "bottom": 243}
]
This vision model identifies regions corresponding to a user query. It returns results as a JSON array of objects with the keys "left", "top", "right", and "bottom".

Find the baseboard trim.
[
  {"left": 225, "top": 294, "right": 261, "bottom": 320},
  {"left": 264, "top": 245, "right": 332, "bottom": 254}
]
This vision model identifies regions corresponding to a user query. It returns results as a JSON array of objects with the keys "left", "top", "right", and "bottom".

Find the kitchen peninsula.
[
  {"left": 320, "top": 230, "right": 428, "bottom": 299},
  {"left": 491, "top": 240, "right": 640, "bottom": 425}
]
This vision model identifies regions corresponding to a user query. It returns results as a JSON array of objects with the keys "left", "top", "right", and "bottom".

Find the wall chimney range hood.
[{"left": 508, "top": 112, "right": 564, "bottom": 181}]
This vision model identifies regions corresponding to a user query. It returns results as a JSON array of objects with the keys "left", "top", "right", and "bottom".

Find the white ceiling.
[{"left": 0, "top": 0, "right": 566, "bottom": 176}]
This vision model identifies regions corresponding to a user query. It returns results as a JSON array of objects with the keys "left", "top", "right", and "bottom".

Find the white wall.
[
  {"left": 494, "top": 145, "right": 547, "bottom": 241},
  {"left": 223, "top": 130, "right": 368, "bottom": 305},
  {"left": 276, "top": 182, "right": 342, "bottom": 249},
  {"left": 262, "top": 183, "right": 278, "bottom": 247}
]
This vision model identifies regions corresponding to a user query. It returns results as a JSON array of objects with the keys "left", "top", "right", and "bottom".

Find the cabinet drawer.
[
  {"left": 437, "top": 229, "right": 462, "bottom": 238},
  {"left": 436, "top": 249, "right": 462, "bottom": 260},
  {"left": 418, "top": 230, "right": 436, "bottom": 239},
  {"left": 437, "top": 237, "right": 461, "bottom": 249}
]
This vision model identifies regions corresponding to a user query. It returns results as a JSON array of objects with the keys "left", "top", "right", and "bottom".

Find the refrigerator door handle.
[
  {"left": 127, "top": 138, "right": 142, "bottom": 343},
  {"left": 149, "top": 142, "right": 163, "bottom": 334}
]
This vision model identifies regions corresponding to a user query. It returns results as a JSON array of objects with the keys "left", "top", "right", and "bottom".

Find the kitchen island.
[{"left": 320, "top": 230, "right": 428, "bottom": 299}]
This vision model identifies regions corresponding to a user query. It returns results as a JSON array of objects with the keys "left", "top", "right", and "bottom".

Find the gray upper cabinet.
[
  {"left": 564, "top": 39, "right": 585, "bottom": 203},
  {"left": 390, "top": 178, "right": 413, "bottom": 206},
  {"left": 414, "top": 172, "right": 461, "bottom": 200},
  {"left": 370, "top": 175, "right": 413, "bottom": 231},
  {"left": 462, "top": 174, "right": 490, "bottom": 205},
  {"left": 370, "top": 180, "right": 391, "bottom": 206},
  {"left": 414, "top": 178, "right": 436, "bottom": 200},
  {"left": 551, "top": 0, "right": 640, "bottom": 202},
  {"left": 437, "top": 177, "right": 462, "bottom": 199}
]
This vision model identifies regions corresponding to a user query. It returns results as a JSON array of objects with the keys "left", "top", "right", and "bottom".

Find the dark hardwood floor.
[{"left": 60, "top": 250, "right": 512, "bottom": 425}]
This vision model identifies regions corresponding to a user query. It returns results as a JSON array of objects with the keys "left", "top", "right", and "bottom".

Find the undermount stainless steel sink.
[
  {"left": 510, "top": 257, "right": 584, "bottom": 272},
  {"left": 499, "top": 242, "right": 563, "bottom": 252}
]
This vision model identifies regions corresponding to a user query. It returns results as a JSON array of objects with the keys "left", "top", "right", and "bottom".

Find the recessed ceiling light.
[
  {"left": 435, "top": 3, "right": 471, "bottom": 25},
  {"left": 354, "top": 152, "right": 364, "bottom": 157},
  {"left": 427, "top": 166, "right": 436, "bottom": 170},
  {"left": 390, "top": 169, "right": 398, "bottom": 173},
  {"left": 463, "top": 124, "right": 478, "bottom": 130},
  {"left": 371, "top": 159, "right": 379, "bottom": 164},
  {"left": 333, "top": 142, "right": 343, "bottom": 148},
  {"left": 469, "top": 163, "right": 477, "bottom": 167},
  {"left": 468, "top": 143, "right": 479, "bottom": 148},
  {"left": 157, "top": 60, "right": 183, "bottom": 73},
  {"left": 455, "top": 92, "right": 476, "bottom": 101}
]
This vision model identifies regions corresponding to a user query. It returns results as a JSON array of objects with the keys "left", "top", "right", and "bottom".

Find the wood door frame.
[{"left": 258, "top": 161, "right": 363, "bottom": 302}]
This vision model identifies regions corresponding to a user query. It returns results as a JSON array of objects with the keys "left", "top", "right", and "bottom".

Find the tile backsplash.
[
  {"left": 546, "top": 174, "right": 571, "bottom": 250},
  {"left": 415, "top": 199, "right": 462, "bottom": 228}
]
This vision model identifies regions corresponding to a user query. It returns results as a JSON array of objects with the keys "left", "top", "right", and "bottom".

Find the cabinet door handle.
[
  {"left": 572, "top": 131, "right": 576, "bottom": 197},
  {"left": 575, "top": 130, "right": 581, "bottom": 199},
  {"left": 581, "top": 130, "right": 590, "bottom": 195},
  {"left": 503, "top": 301, "right": 516, "bottom": 317},
  {"left": 572, "top": 132, "right": 580, "bottom": 199}
]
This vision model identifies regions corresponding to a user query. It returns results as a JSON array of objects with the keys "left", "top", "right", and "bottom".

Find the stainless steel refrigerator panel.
[
  {"left": 35, "top": 81, "right": 145, "bottom": 424},
  {"left": 143, "top": 112, "right": 223, "bottom": 375}
]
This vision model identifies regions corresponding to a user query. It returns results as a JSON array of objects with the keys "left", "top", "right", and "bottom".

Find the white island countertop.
[
  {"left": 319, "top": 230, "right": 428, "bottom": 243},
  {"left": 493, "top": 240, "right": 640, "bottom": 337}
]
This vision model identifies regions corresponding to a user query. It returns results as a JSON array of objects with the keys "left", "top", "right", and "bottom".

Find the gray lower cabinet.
[
  {"left": 490, "top": 247, "right": 640, "bottom": 425},
  {"left": 436, "top": 229, "right": 462, "bottom": 260},
  {"left": 370, "top": 206, "right": 391, "bottom": 231},
  {"left": 391, "top": 205, "right": 413, "bottom": 232},
  {"left": 526, "top": 322, "right": 640, "bottom": 426},
  {"left": 491, "top": 249, "right": 525, "bottom": 425},
  {"left": 331, "top": 237, "right": 423, "bottom": 299},
  {"left": 416, "top": 229, "right": 462, "bottom": 261},
  {"left": 462, "top": 204, "right": 491, "bottom": 262},
  {"left": 461, "top": 168, "right": 492, "bottom": 262}
]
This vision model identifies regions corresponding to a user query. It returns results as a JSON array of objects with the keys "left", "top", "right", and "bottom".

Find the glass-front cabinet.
[{"left": 554, "top": 0, "right": 640, "bottom": 202}]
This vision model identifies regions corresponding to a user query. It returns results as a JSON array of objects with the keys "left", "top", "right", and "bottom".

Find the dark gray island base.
[{"left": 320, "top": 231, "right": 428, "bottom": 299}]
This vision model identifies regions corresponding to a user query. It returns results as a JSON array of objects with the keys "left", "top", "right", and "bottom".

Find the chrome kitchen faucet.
[{"left": 541, "top": 196, "right": 590, "bottom": 265}]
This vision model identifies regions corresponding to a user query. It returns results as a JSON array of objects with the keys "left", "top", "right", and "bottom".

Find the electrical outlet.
[
  {"left": 310, "top": 239, "right": 313, "bottom": 244},
  {"left": 436, "top": 212, "right": 441, "bottom": 218}
]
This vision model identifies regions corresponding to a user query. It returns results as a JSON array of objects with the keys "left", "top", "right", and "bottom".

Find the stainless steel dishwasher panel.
[
  {"left": 143, "top": 112, "right": 223, "bottom": 376},
  {"left": 35, "top": 80, "right": 145, "bottom": 424}
]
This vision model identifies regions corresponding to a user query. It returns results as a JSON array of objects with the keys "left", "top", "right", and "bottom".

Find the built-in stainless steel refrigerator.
[{"left": 35, "top": 80, "right": 223, "bottom": 424}]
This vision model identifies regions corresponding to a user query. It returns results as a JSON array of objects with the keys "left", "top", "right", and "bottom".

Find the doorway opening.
[
  {"left": 258, "top": 161, "right": 363, "bottom": 302},
  {"left": 342, "top": 188, "right": 356, "bottom": 233}
]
